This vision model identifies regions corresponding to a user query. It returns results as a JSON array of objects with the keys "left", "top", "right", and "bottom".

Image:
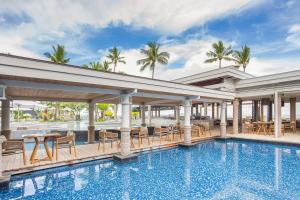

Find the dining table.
[{"left": 22, "top": 133, "right": 61, "bottom": 164}]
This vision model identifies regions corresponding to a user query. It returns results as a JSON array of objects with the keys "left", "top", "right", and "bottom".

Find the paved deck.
[{"left": 3, "top": 131, "right": 220, "bottom": 175}]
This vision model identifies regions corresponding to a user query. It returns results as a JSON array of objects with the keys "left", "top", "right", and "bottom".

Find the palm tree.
[
  {"left": 106, "top": 47, "right": 126, "bottom": 72},
  {"left": 44, "top": 44, "right": 70, "bottom": 64},
  {"left": 83, "top": 61, "right": 102, "bottom": 71},
  {"left": 101, "top": 60, "right": 111, "bottom": 71},
  {"left": 204, "top": 41, "right": 233, "bottom": 68},
  {"left": 232, "top": 45, "right": 250, "bottom": 72},
  {"left": 137, "top": 42, "right": 170, "bottom": 79}
]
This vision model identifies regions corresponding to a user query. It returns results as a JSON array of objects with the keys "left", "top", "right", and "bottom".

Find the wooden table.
[{"left": 22, "top": 133, "right": 61, "bottom": 164}]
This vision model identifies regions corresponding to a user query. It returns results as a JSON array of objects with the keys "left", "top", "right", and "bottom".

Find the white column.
[
  {"left": 183, "top": 100, "right": 192, "bottom": 144},
  {"left": 114, "top": 104, "right": 118, "bottom": 120},
  {"left": 233, "top": 99, "right": 239, "bottom": 135},
  {"left": 220, "top": 101, "right": 227, "bottom": 137},
  {"left": 1, "top": 100, "right": 11, "bottom": 139},
  {"left": 0, "top": 135, "right": 7, "bottom": 177},
  {"left": 141, "top": 103, "right": 146, "bottom": 126},
  {"left": 176, "top": 105, "right": 180, "bottom": 125},
  {"left": 274, "top": 92, "right": 282, "bottom": 138},
  {"left": 121, "top": 95, "right": 131, "bottom": 156},
  {"left": 88, "top": 102, "right": 95, "bottom": 144},
  {"left": 290, "top": 98, "right": 296, "bottom": 122},
  {"left": 147, "top": 105, "right": 152, "bottom": 126},
  {"left": 204, "top": 103, "right": 208, "bottom": 116}
]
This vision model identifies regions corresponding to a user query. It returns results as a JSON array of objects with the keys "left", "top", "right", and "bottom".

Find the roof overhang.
[{"left": 0, "top": 54, "right": 234, "bottom": 105}]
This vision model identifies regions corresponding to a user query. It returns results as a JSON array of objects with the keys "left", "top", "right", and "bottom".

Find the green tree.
[
  {"left": 44, "top": 44, "right": 70, "bottom": 64},
  {"left": 106, "top": 47, "right": 126, "bottom": 72},
  {"left": 101, "top": 60, "right": 111, "bottom": 71},
  {"left": 83, "top": 61, "right": 102, "bottom": 71},
  {"left": 137, "top": 42, "right": 170, "bottom": 79},
  {"left": 204, "top": 41, "right": 233, "bottom": 68},
  {"left": 97, "top": 103, "right": 110, "bottom": 119},
  {"left": 63, "top": 102, "right": 87, "bottom": 120},
  {"left": 232, "top": 45, "right": 250, "bottom": 72}
]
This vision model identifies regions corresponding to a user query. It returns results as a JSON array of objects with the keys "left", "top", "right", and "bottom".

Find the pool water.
[{"left": 1, "top": 139, "right": 300, "bottom": 199}]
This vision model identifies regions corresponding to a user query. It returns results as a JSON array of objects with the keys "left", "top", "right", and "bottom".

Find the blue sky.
[{"left": 0, "top": 0, "right": 300, "bottom": 79}]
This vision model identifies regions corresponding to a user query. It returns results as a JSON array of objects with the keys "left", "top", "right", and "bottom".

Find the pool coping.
[{"left": 2, "top": 136, "right": 218, "bottom": 177}]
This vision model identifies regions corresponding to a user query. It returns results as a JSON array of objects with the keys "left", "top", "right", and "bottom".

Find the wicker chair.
[{"left": 1, "top": 136, "right": 26, "bottom": 165}]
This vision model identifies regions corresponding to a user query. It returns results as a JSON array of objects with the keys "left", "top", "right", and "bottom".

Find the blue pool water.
[{"left": 1, "top": 139, "right": 300, "bottom": 199}]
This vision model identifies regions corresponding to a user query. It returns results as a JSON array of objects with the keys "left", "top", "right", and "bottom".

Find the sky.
[{"left": 0, "top": 0, "right": 300, "bottom": 80}]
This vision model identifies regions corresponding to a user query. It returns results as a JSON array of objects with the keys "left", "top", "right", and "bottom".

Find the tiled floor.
[{"left": 2, "top": 130, "right": 220, "bottom": 175}]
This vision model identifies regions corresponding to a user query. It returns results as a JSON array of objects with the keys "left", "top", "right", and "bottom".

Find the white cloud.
[{"left": 286, "top": 24, "right": 300, "bottom": 48}]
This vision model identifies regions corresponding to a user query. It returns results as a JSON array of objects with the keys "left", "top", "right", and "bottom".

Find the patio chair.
[
  {"left": 291, "top": 121, "right": 296, "bottom": 133},
  {"left": 201, "top": 123, "right": 211, "bottom": 136},
  {"left": 268, "top": 124, "right": 285, "bottom": 136},
  {"left": 191, "top": 125, "right": 201, "bottom": 137},
  {"left": 244, "top": 121, "right": 254, "bottom": 134},
  {"left": 172, "top": 125, "right": 184, "bottom": 140},
  {"left": 152, "top": 127, "right": 169, "bottom": 144},
  {"left": 98, "top": 131, "right": 119, "bottom": 151},
  {"left": 135, "top": 127, "right": 150, "bottom": 147},
  {"left": 1, "top": 136, "right": 26, "bottom": 165},
  {"left": 54, "top": 131, "right": 76, "bottom": 161}
]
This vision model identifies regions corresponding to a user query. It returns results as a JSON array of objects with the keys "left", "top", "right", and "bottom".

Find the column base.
[
  {"left": 113, "top": 153, "right": 138, "bottom": 162},
  {"left": 120, "top": 128, "right": 131, "bottom": 156},
  {"left": 179, "top": 143, "right": 198, "bottom": 148},
  {"left": 88, "top": 126, "right": 95, "bottom": 144},
  {"left": 220, "top": 124, "right": 227, "bottom": 137},
  {"left": 0, "top": 175, "right": 11, "bottom": 190},
  {"left": 184, "top": 125, "right": 192, "bottom": 144},
  {"left": 1, "top": 130, "right": 11, "bottom": 139}
]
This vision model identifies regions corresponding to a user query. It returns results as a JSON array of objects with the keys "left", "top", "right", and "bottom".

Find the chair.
[
  {"left": 1, "top": 136, "right": 26, "bottom": 165},
  {"left": 201, "top": 123, "right": 211, "bottom": 136},
  {"left": 268, "top": 124, "right": 285, "bottom": 136},
  {"left": 290, "top": 121, "right": 296, "bottom": 133},
  {"left": 98, "top": 131, "right": 119, "bottom": 151},
  {"left": 152, "top": 127, "right": 169, "bottom": 144},
  {"left": 192, "top": 125, "right": 201, "bottom": 137},
  {"left": 136, "top": 127, "right": 150, "bottom": 147},
  {"left": 244, "top": 121, "right": 254, "bottom": 134},
  {"left": 54, "top": 131, "right": 76, "bottom": 161},
  {"left": 173, "top": 125, "right": 184, "bottom": 140}
]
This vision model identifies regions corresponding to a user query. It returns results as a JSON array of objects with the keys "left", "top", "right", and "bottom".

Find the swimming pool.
[{"left": 1, "top": 139, "right": 300, "bottom": 199}]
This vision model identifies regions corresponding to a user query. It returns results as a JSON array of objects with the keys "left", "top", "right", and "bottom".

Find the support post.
[
  {"left": 121, "top": 95, "right": 131, "bottom": 156},
  {"left": 211, "top": 103, "right": 215, "bottom": 120},
  {"left": 220, "top": 101, "right": 227, "bottom": 137},
  {"left": 216, "top": 103, "right": 219, "bottom": 119},
  {"left": 147, "top": 105, "right": 151, "bottom": 126},
  {"left": 290, "top": 98, "right": 296, "bottom": 123},
  {"left": 238, "top": 100, "right": 243, "bottom": 133},
  {"left": 204, "top": 103, "right": 208, "bottom": 116},
  {"left": 158, "top": 107, "right": 160, "bottom": 117},
  {"left": 141, "top": 103, "right": 146, "bottom": 126},
  {"left": 267, "top": 101, "right": 273, "bottom": 122},
  {"left": 1, "top": 100, "right": 11, "bottom": 139},
  {"left": 196, "top": 104, "right": 199, "bottom": 116},
  {"left": 274, "top": 92, "right": 282, "bottom": 138},
  {"left": 233, "top": 99, "right": 239, "bottom": 135},
  {"left": 176, "top": 105, "right": 180, "bottom": 125},
  {"left": 114, "top": 104, "right": 118, "bottom": 120},
  {"left": 0, "top": 136, "right": 6, "bottom": 177},
  {"left": 88, "top": 102, "right": 95, "bottom": 144},
  {"left": 183, "top": 100, "right": 192, "bottom": 144}
]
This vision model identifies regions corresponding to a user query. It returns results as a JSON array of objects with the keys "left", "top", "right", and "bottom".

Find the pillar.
[
  {"left": 121, "top": 95, "right": 131, "bottom": 156},
  {"left": 261, "top": 101, "right": 264, "bottom": 121},
  {"left": 204, "top": 103, "right": 208, "bottom": 116},
  {"left": 216, "top": 103, "right": 219, "bottom": 119},
  {"left": 290, "top": 98, "right": 296, "bottom": 122},
  {"left": 158, "top": 107, "right": 160, "bottom": 117},
  {"left": 176, "top": 105, "right": 180, "bottom": 125},
  {"left": 183, "top": 100, "right": 192, "bottom": 144},
  {"left": 267, "top": 101, "right": 273, "bottom": 122},
  {"left": 88, "top": 102, "right": 95, "bottom": 144},
  {"left": 141, "top": 103, "right": 146, "bottom": 126},
  {"left": 233, "top": 99, "right": 239, "bottom": 135},
  {"left": 1, "top": 100, "right": 11, "bottom": 139},
  {"left": 114, "top": 104, "right": 118, "bottom": 120},
  {"left": 147, "top": 105, "right": 152, "bottom": 126},
  {"left": 0, "top": 135, "right": 6, "bottom": 177},
  {"left": 191, "top": 105, "right": 194, "bottom": 115},
  {"left": 211, "top": 103, "right": 215, "bottom": 120},
  {"left": 220, "top": 101, "right": 227, "bottom": 137},
  {"left": 253, "top": 100, "right": 259, "bottom": 121},
  {"left": 196, "top": 104, "right": 199, "bottom": 116},
  {"left": 274, "top": 92, "right": 282, "bottom": 138},
  {"left": 238, "top": 100, "right": 243, "bottom": 133},
  {"left": 199, "top": 104, "right": 202, "bottom": 118}
]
